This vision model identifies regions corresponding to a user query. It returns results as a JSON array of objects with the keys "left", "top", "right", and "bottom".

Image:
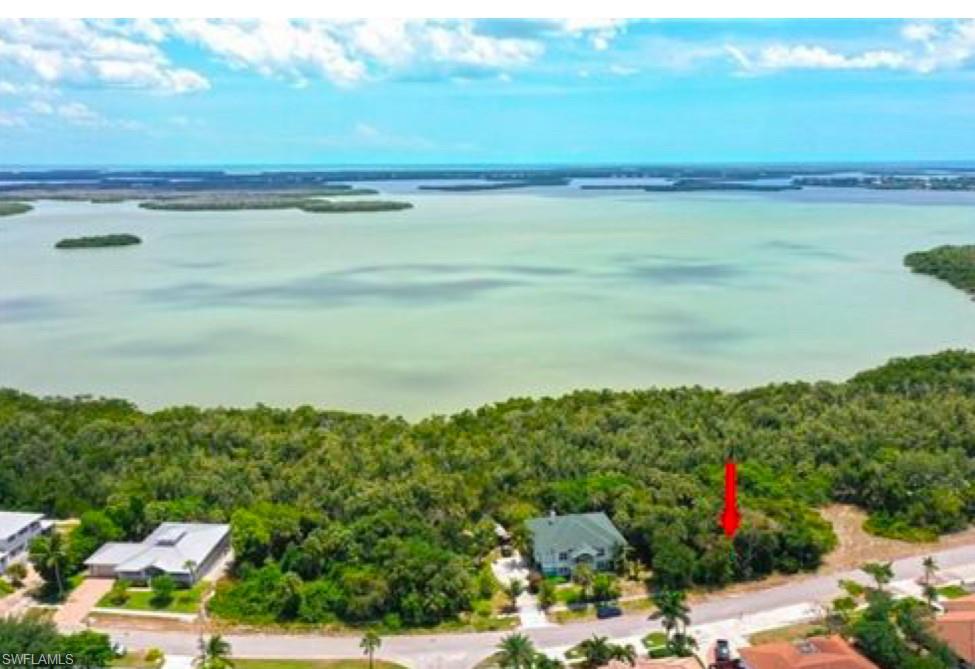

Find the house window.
[
  {"left": 596, "top": 548, "right": 605, "bottom": 557},
  {"left": 558, "top": 552, "right": 568, "bottom": 561}
]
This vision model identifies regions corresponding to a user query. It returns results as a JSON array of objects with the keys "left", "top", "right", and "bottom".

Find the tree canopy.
[{"left": 2, "top": 350, "right": 974, "bottom": 627}]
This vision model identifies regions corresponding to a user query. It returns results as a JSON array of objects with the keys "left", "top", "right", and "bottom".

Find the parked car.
[
  {"left": 715, "top": 639, "right": 732, "bottom": 661},
  {"left": 500, "top": 544, "right": 513, "bottom": 557},
  {"left": 596, "top": 604, "right": 622, "bottom": 619}
]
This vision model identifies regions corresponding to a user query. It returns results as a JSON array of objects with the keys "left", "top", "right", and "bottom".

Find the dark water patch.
[
  {"left": 139, "top": 273, "right": 526, "bottom": 309},
  {"left": 762, "top": 240, "right": 854, "bottom": 261},
  {"left": 105, "top": 329, "right": 292, "bottom": 359},
  {"left": 0, "top": 296, "right": 66, "bottom": 323},
  {"left": 624, "top": 261, "right": 746, "bottom": 286},
  {"left": 330, "top": 263, "right": 576, "bottom": 278}
]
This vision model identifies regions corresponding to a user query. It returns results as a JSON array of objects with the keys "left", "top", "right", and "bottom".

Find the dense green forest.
[
  {"left": 54, "top": 233, "right": 142, "bottom": 249},
  {"left": 905, "top": 245, "right": 975, "bottom": 296},
  {"left": 1, "top": 351, "right": 974, "bottom": 628}
]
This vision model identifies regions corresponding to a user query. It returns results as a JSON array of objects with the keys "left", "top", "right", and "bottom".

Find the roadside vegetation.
[
  {"left": 905, "top": 245, "right": 975, "bottom": 297},
  {"left": 2, "top": 351, "right": 975, "bottom": 629},
  {"left": 0, "top": 613, "right": 115, "bottom": 664}
]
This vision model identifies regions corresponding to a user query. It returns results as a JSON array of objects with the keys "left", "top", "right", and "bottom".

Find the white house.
[
  {"left": 0, "top": 511, "right": 53, "bottom": 572},
  {"left": 85, "top": 522, "right": 230, "bottom": 586}
]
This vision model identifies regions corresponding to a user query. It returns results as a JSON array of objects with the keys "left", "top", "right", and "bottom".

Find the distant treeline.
[
  {"left": 1, "top": 351, "right": 974, "bottom": 628},
  {"left": 139, "top": 197, "right": 411, "bottom": 213},
  {"left": 905, "top": 245, "right": 975, "bottom": 296}
]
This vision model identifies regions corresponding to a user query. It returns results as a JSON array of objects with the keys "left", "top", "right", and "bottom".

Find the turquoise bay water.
[{"left": 1, "top": 186, "right": 974, "bottom": 417}]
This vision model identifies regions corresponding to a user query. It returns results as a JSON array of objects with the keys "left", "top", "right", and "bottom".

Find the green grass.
[
  {"left": 111, "top": 651, "right": 163, "bottom": 668},
  {"left": 749, "top": 622, "right": 824, "bottom": 645},
  {"left": 233, "top": 660, "right": 406, "bottom": 669},
  {"left": 937, "top": 584, "right": 970, "bottom": 599},
  {"left": 97, "top": 583, "right": 207, "bottom": 614},
  {"left": 0, "top": 579, "right": 14, "bottom": 597}
]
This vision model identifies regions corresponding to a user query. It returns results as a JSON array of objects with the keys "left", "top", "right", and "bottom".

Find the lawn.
[
  {"left": 0, "top": 579, "right": 13, "bottom": 597},
  {"left": 233, "top": 660, "right": 406, "bottom": 669},
  {"left": 97, "top": 583, "right": 207, "bottom": 615},
  {"left": 937, "top": 585, "right": 970, "bottom": 600},
  {"left": 749, "top": 622, "right": 824, "bottom": 645},
  {"left": 111, "top": 650, "right": 164, "bottom": 668}
]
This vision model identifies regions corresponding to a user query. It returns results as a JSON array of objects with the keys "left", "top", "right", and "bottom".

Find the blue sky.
[{"left": 1, "top": 19, "right": 974, "bottom": 165}]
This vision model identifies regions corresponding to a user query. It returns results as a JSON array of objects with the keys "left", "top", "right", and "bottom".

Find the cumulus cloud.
[
  {"left": 0, "top": 19, "right": 208, "bottom": 94},
  {"left": 167, "top": 19, "right": 543, "bottom": 87},
  {"left": 726, "top": 19, "right": 975, "bottom": 74}
]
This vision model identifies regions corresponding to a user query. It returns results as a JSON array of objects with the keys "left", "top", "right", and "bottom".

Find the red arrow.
[{"left": 720, "top": 459, "right": 741, "bottom": 538}]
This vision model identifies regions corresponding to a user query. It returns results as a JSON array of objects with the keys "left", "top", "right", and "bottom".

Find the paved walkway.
[
  {"left": 54, "top": 577, "right": 114, "bottom": 630},
  {"left": 161, "top": 655, "right": 195, "bottom": 669},
  {"left": 490, "top": 551, "right": 551, "bottom": 628}
]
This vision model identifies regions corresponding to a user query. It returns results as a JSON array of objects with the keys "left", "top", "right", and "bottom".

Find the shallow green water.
[{"left": 2, "top": 187, "right": 974, "bottom": 417}]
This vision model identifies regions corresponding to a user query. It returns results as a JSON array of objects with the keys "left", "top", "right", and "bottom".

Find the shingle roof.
[
  {"left": 84, "top": 522, "right": 229, "bottom": 575},
  {"left": 525, "top": 512, "right": 626, "bottom": 554}
]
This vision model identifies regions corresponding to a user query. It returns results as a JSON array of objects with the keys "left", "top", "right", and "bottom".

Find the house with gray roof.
[
  {"left": 85, "top": 522, "right": 230, "bottom": 586},
  {"left": 525, "top": 511, "right": 627, "bottom": 576},
  {"left": 0, "top": 511, "right": 53, "bottom": 572}
]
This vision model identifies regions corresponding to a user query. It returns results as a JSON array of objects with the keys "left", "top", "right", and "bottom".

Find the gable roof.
[
  {"left": 85, "top": 522, "right": 228, "bottom": 575},
  {"left": 739, "top": 636, "right": 878, "bottom": 669},
  {"left": 525, "top": 512, "right": 626, "bottom": 554}
]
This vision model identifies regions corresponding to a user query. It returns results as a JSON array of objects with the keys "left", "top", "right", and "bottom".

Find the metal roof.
[
  {"left": 85, "top": 522, "right": 229, "bottom": 575},
  {"left": 0, "top": 511, "right": 44, "bottom": 540}
]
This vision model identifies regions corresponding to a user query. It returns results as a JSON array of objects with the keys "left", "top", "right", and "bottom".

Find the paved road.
[{"left": 100, "top": 542, "right": 975, "bottom": 669}]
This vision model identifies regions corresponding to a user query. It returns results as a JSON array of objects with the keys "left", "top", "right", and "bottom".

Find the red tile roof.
[
  {"left": 935, "top": 609, "right": 975, "bottom": 663},
  {"left": 739, "top": 636, "right": 878, "bottom": 669}
]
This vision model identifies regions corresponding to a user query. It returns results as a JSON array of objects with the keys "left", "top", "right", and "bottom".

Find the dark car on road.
[{"left": 596, "top": 604, "right": 623, "bottom": 619}]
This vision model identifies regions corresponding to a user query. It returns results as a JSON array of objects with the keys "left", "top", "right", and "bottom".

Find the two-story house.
[
  {"left": 0, "top": 511, "right": 53, "bottom": 572},
  {"left": 525, "top": 511, "right": 627, "bottom": 577}
]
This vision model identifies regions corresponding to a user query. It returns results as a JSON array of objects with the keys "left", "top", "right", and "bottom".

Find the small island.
[
  {"left": 55, "top": 233, "right": 142, "bottom": 249},
  {"left": 139, "top": 196, "right": 412, "bottom": 213},
  {"left": 0, "top": 202, "right": 33, "bottom": 216},
  {"left": 904, "top": 244, "right": 975, "bottom": 297}
]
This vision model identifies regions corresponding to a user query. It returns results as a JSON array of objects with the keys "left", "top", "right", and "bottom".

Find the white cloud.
[
  {"left": 0, "top": 19, "right": 208, "bottom": 94},
  {"left": 168, "top": 19, "right": 543, "bottom": 87},
  {"left": 0, "top": 109, "right": 25, "bottom": 127},
  {"left": 726, "top": 20, "right": 975, "bottom": 75},
  {"left": 731, "top": 44, "right": 907, "bottom": 71},
  {"left": 556, "top": 19, "right": 629, "bottom": 51},
  {"left": 608, "top": 64, "right": 639, "bottom": 76}
]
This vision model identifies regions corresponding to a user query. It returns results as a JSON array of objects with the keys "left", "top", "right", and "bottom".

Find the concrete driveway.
[
  {"left": 54, "top": 577, "right": 114, "bottom": 630},
  {"left": 490, "top": 551, "right": 552, "bottom": 629}
]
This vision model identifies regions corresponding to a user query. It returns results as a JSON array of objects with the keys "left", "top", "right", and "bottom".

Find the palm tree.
[
  {"left": 29, "top": 532, "right": 68, "bottom": 599},
  {"left": 360, "top": 629, "right": 382, "bottom": 669},
  {"left": 198, "top": 634, "right": 234, "bottom": 669},
  {"left": 183, "top": 559, "right": 198, "bottom": 583},
  {"left": 504, "top": 578, "right": 525, "bottom": 610},
  {"left": 923, "top": 583, "right": 940, "bottom": 610},
  {"left": 576, "top": 634, "right": 613, "bottom": 669},
  {"left": 571, "top": 563, "right": 595, "bottom": 601},
  {"left": 861, "top": 561, "right": 894, "bottom": 592},
  {"left": 532, "top": 653, "right": 565, "bottom": 669},
  {"left": 653, "top": 589, "right": 691, "bottom": 640},
  {"left": 922, "top": 556, "right": 939, "bottom": 586},
  {"left": 496, "top": 633, "right": 536, "bottom": 669},
  {"left": 608, "top": 643, "right": 637, "bottom": 666}
]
